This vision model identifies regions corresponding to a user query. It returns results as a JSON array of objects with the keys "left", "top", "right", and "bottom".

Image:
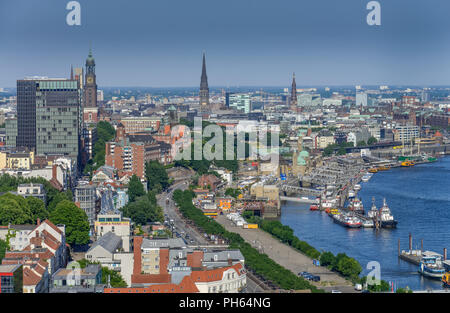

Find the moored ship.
[
  {"left": 348, "top": 197, "right": 364, "bottom": 214},
  {"left": 367, "top": 197, "right": 378, "bottom": 219},
  {"left": 332, "top": 212, "right": 362, "bottom": 228},
  {"left": 379, "top": 198, "right": 398, "bottom": 228},
  {"left": 418, "top": 253, "right": 446, "bottom": 280}
]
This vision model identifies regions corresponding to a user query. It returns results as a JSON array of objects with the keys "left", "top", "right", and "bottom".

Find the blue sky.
[{"left": 1, "top": 0, "right": 450, "bottom": 87}]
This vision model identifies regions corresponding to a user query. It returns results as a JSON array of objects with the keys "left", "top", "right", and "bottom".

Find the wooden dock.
[{"left": 399, "top": 251, "right": 422, "bottom": 265}]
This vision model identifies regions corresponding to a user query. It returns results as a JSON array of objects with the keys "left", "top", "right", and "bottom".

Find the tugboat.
[
  {"left": 310, "top": 205, "right": 319, "bottom": 211},
  {"left": 379, "top": 198, "right": 398, "bottom": 228},
  {"left": 418, "top": 253, "right": 446, "bottom": 280},
  {"left": 348, "top": 197, "right": 364, "bottom": 215},
  {"left": 367, "top": 197, "right": 378, "bottom": 219}
]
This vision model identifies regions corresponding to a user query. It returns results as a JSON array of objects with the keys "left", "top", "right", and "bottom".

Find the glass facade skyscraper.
[{"left": 15, "top": 78, "right": 81, "bottom": 159}]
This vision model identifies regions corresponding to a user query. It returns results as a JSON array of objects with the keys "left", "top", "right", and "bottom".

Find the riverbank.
[{"left": 281, "top": 156, "right": 450, "bottom": 291}]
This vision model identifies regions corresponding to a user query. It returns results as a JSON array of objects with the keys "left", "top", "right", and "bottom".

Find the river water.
[{"left": 280, "top": 156, "right": 450, "bottom": 291}]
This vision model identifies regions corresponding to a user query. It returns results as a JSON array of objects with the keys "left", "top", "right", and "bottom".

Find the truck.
[
  {"left": 354, "top": 284, "right": 363, "bottom": 291},
  {"left": 243, "top": 224, "right": 258, "bottom": 229}
]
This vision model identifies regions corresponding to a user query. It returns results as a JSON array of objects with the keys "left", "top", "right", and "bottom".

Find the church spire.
[
  {"left": 290, "top": 72, "right": 297, "bottom": 109},
  {"left": 199, "top": 51, "right": 209, "bottom": 108}
]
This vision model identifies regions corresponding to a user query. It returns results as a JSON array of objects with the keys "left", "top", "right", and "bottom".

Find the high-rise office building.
[
  {"left": 356, "top": 92, "right": 368, "bottom": 106},
  {"left": 15, "top": 78, "right": 82, "bottom": 159},
  {"left": 227, "top": 93, "right": 252, "bottom": 113},
  {"left": 199, "top": 52, "right": 209, "bottom": 108}
]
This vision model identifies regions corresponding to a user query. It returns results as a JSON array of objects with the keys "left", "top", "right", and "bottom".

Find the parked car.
[
  {"left": 311, "top": 275, "right": 320, "bottom": 282},
  {"left": 331, "top": 290, "right": 342, "bottom": 293}
]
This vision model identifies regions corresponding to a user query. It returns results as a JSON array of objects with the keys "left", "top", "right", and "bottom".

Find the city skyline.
[{"left": 1, "top": 0, "right": 450, "bottom": 87}]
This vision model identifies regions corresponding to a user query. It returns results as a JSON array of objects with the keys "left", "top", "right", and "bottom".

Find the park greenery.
[
  {"left": 49, "top": 200, "right": 90, "bottom": 246},
  {"left": 172, "top": 189, "right": 323, "bottom": 292},
  {"left": 83, "top": 121, "right": 116, "bottom": 175},
  {"left": 77, "top": 259, "right": 127, "bottom": 288}
]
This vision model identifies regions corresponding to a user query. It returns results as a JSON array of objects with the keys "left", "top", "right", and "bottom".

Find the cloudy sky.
[{"left": 0, "top": 0, "right": 449, "bottom": 87}]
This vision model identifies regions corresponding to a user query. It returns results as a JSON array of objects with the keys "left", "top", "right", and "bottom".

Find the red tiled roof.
[
  {"left": 105, "top": 275, "right": 199, "bottom": 293},
  {"left": 23, "top": 267, "right": 42, "bottom": 286}
]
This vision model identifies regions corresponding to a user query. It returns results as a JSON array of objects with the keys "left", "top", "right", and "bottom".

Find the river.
[{"left": 280, "top": 156, "right": 450, "bottom": 291}]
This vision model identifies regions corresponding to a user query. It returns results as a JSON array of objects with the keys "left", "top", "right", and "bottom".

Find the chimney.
[
  {"left": 228, "top": 258, "right": 232, "bottom": 266},
  {"left": 444, "top": 248, "right": 447, "bottom": 261},
  {"left": 52, "top": 164, "right": 58, "bottom": 181},
  {"left": 409, "top": 233, "right": 412, "bottom": 252},
  {"left": 37, "top": 218, "right": 40, "bottom": 226}
]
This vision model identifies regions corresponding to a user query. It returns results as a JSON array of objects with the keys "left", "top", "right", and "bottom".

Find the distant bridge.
[{"left": 280, "top": 196, "right": 317, "bottom": 204}]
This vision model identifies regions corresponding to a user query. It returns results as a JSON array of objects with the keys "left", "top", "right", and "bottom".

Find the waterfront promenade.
[{"left": 216, "top": 215, "right": 357, "bottom": 293}]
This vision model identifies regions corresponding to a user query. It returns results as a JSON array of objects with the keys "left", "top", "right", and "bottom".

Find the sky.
[{"left": 1, "top": 0, "right": 450, "bottom": 87}]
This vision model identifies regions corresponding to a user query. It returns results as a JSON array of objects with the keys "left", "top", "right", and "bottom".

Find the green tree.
[
  {"left": 49, "top": 200, "right": 90, "bottom": 246},
  {"left": 367, "top": 136, "right": 378, "bottom": 145},
  {"left": 0, "top": 239, "right": 7, "bottom": 263},
  {"left": 0, "top": 193, "right": 33, "bottom": 225},
  {"left": 319, "top": 251, "right": 336, "bottom": 267},
  {"left": 127, "top": 175, "right": 145, "bottom": 203},
  {"left": 145, "top": 161, "right": 170, "bottom": 193},
  {"left": 25, "top": 197, "right": 49, "bottom": 221},
  {"left": 356, "top": 140, "right": 367, "bottom": 147},
  {"left": 121, "top": 196, "right": 164, "bottom": 225}
]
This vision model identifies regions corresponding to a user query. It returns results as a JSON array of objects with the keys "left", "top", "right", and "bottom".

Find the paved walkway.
[{"left": 216, "top": 215, "right": 357, "bottom": 293}]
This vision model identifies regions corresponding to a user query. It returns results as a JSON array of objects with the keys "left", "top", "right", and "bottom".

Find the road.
[
  {"left": 216, "top": 214, "right": 358, "bottom": 293},
  {"left": 157, "top": 178, "right": 265, "bottom": 292}
]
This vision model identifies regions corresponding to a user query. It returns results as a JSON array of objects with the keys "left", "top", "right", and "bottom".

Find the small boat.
[
  {"left": 401, "top": 160, "right": 415, "bottom": 167},
  {"left": 419, "top": 253, "right": 445, "bottom": 280},
  {"left": 377, "top": 165, "right": 390, "bottom": 171},
  {"left": 310, "top": 205, "right": 319, "bottom": 211},
  {"left": 354, "top": 184, "right": 361, "bottom": 191},
  {"left": 361, "top": 176, "right": 370, "bottom": 182},
  {"left": 368, "top": 168, "right": 378, "bottom": 173},
  {"left": 361, "top": 219, "right": 374, "bottom": 228}
]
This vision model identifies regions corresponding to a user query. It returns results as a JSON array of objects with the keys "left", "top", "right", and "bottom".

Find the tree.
[
  {"left": 0, "top": 193, "right": 33, "bottom": 225},
  {"left": 121, "top": 196, "right": 164, "bottom": 225},
  {"left": 127, "top": 175, "right": 145, "bottom": 203},
  {"left": 49, "top": 200, "right": 90, "bottom": 246},
  {"left": 367, "top": 136, "right": 378, "bottom": 145},
  {"left": 145, "top": 161, "right": 169, "bottom": 193},
  {"left": 319, "top": 251, "right": 336, "bottom": 267},
  {"left": 25, "top": 197, "right": 49, "bottom": 221},
  {"left": 0, "top": 239, "right": 7, "bottom": 263},
  {"left": 357, "top": 140, "right": 367, "bottom": 147}
]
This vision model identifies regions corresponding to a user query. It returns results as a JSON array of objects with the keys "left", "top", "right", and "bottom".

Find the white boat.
[
  {"left": 348, "top": 190, "right": 355, "bottom": 198},
  {"left": 367, "top": 197, "right": 378, "bottom": 219},
  {"left": 379, "top": 198, "right": 398, "bottom": 228},
  {"left": 354, "top": 184, "right": 361, "bottom": 191},
  {"left": 361, "top": 219, "right": 374, "bottom": 228},
  {"left": 419, "top": 253, "right": 445, "bottom": 279}
]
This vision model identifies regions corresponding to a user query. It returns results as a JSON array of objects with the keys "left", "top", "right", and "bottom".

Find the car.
[
  {"left": 331, "top": 290, "right": 342, "bottom": 293},
  {"left": 189, "top": 239, "right": 195, "bottom": 243},
  {"left": 311, "top": 275, "right": 320, "bottom": 282},
  {"left": 361, "top": 289, "right": 370, "bottom": 293}
]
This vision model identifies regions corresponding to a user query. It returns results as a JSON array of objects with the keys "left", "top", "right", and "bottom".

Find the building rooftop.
[{"left": 88, "top": 232, "right": 122, "bottom": 254}]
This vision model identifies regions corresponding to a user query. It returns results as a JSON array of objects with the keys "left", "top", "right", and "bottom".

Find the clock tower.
[
  {"left": 84, "top": 48, "right": 97, "bottom": 109},
  {"left": 83, "top": 48, "right": 99, "bottom": 124}
]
